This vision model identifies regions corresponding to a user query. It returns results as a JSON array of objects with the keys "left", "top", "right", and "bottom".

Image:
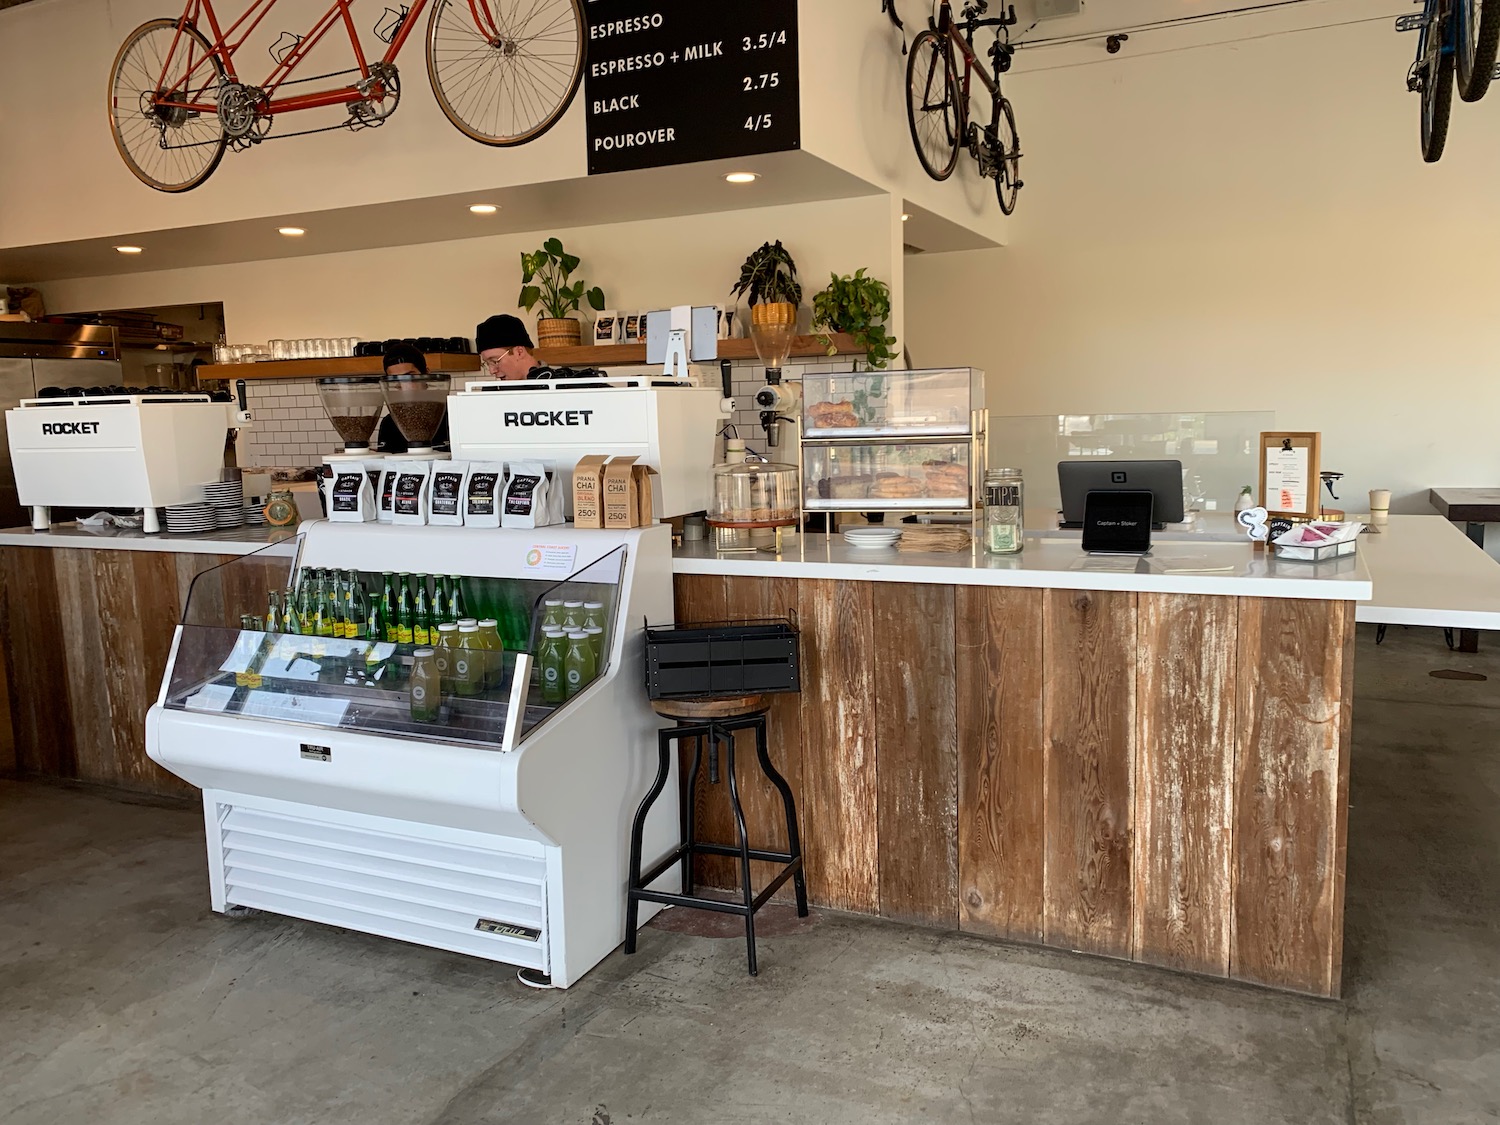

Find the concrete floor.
[{"left": 2, "top": 624, "right": 1497, "bottom": 1125}]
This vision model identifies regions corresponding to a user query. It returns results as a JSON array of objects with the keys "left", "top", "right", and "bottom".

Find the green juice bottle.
[
  {"left": 450, "top": 624, "right": 482, "bottom": 697},
  {"left": 563, "top": 630, "right": 597, "bottom": 700},
  {"left": 409, "top": 648, "right": 440, "bottom": 723},
  {"left": 477, "top": 617, "right": 504, "bottom": 690},
  {"left": 538, "top": 628, "right": 567, "bottom": 705}
]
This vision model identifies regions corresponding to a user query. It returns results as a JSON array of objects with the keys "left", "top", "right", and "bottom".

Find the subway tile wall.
[{"left": 237, "top": 357, "right": 864, "bottom": 468}]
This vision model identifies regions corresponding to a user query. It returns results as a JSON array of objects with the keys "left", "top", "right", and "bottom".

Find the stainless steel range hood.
[{"left": 0, "top": 322, "right": 119, "bottom": 361}]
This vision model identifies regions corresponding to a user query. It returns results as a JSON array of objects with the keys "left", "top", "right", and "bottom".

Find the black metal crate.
[{"left": 644, "top": 617, "right": 800, "bottom": 700}]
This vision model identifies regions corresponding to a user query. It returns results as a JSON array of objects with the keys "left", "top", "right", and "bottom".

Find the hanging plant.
[{"left": 811, "top": 269, "right": 898, "bottom": 369}]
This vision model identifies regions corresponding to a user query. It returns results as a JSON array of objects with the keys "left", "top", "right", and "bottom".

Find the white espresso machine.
[{"left": 6, "top": 391, "right": 246, "bottom": 532}]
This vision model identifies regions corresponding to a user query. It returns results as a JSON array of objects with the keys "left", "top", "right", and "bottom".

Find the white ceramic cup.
[{"left": 1369, "top": 489, "right": 1391, "bottom": 522}]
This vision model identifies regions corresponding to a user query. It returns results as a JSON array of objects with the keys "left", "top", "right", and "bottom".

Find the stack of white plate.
[
  {"left": 164, "top": 503, "right": 215, "bottom": 533},
  {"left": 204, "top": 479, "right": 245, "bottom": 529},
  {"left": 843, "top": 527, "right": 903, "bottom": 550},
  {"left": 242, "top": 499, "right": 267, "bottom": 527}
]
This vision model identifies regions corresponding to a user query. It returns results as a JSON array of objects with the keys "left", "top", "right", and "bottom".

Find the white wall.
[{"left": 906, "top": 3, "right": 1500, "bottom": 515}]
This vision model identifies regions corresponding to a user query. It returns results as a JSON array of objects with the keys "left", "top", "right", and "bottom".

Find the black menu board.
[{"left": 584, "top": 0, "right": 800, "bottom": 175}]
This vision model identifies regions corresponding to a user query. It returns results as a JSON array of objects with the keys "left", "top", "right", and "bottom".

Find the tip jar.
[{"left": 984, "top": 468, "right": 1024, "bottom": 554}]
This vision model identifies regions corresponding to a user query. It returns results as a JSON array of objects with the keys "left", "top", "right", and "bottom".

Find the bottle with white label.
[{"left": 409, "top": 648, "right": 440, "bottom": 722}]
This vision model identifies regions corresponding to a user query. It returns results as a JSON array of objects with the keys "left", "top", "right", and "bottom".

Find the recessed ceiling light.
[
  {"left": 901, "top": 213, "right": 912, "bottom": 222},
  {"left": 469, "top": 203, "right": 499, "bottom": 214},
  {"left": 724, "top": 172, "right": 759, "bottom": 184},
  {"left": 114, "top": 245, "right": 143, "bottom": 254},
  {"left": 278, "top": 226, "right": 305, "bottom": 237}
]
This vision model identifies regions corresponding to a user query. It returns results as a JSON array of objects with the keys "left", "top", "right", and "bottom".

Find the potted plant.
[
  {"left": 518, "top": 237, "right": 606, "bottom": 349},
  {"left": 730, "top": 240, "right": 802, "bottom": 371},
  {"left": 811, "top": 269, "right": 898, "bottom": 370}
]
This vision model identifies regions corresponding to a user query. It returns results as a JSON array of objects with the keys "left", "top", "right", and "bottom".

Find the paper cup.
[{"left": 1369, "top": 489, "right": 1391, "bottom": 522}]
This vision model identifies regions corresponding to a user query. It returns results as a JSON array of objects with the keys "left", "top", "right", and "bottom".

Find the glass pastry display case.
[
  {"left": 799, "top": 368, "right": 987, "bottom": 515},
  {"left": 147, "top": 521, "right": 679, "bottom": 988},
  {"left": 801, "top": 367, "right": 983, "bottom": 438}
]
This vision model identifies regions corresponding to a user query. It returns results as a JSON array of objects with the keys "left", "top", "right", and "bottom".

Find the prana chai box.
[{"left": 572, "top": 454, "right": 610, "bottom": 528}]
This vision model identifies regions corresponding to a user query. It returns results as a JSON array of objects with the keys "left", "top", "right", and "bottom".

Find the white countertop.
[
  {"left": 1352, "top": 515, "right": 1500, "bottom": 629},
  {"left": 0, "top": 523, "right": 296, "bottom": 556},
  {"left": 674, "top": 532, "right": 1373, "bottom": 601}
]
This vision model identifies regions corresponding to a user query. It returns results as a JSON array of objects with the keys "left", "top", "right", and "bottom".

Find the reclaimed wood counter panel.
[
  {"left": 674, "top": 574, "right": 1355, "bottom": 998},
  {"left": 0, "top": 546, "right": 242, "bottom": 798}
]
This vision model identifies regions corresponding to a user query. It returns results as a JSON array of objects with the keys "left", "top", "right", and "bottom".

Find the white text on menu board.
[{"left": 587, "top": 7, "right": 790, "bottom": 152}]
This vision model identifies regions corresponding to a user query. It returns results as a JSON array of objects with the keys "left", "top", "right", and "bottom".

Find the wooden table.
[{"left": 1427, "top": 488, "right": 1500, "bottom": 650}]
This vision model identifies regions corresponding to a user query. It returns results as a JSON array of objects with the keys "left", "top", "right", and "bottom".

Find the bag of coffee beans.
[
  {"left": 502, "top": 461, "right": 547, "bottom": 529},
  {"left": 429, "top": 460, "right": 469, "bottom": 526},
  {"left": 464, "top": 462, "right": 505, "bottom": 528},
  {"left": 393, "top": 462, "right": 433, "bottom": 525}
]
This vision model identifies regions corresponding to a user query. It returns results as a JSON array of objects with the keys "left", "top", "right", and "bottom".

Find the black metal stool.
[{"left": 625, "top": 694, "right": 808, "bottom": 976}]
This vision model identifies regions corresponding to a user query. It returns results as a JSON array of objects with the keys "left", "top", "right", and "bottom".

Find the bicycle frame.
[
  {"left": 1411, "top": 0, "right": 1456, "bottom": 85},
  {"left": 150, "top": 0, "right": 497, "bottom": 116},
  {"left": 933, "top": 1, "right": 1004, "bottom": 127}
]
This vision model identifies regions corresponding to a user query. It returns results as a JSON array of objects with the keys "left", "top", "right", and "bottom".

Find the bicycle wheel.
[
  {"left": 108, "top": 19, "right": 227, "bottom": 193},
  {"left": 1457, "top": 0, "right": 1499, "bottom": 101},
  {"left": 906, "top": 28, "right": 960, "bottom": 180},
  {"left": 993, "top": 96, "right": 1022, "bottom": 215},
  {"left": 1421, "top": 47, "right": 1455, "bottom": 162},
  {"left": 426, "top": 0, "right": 584, "bottom": 146}
]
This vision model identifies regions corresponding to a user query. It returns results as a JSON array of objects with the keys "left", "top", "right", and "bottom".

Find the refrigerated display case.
[{"left": 146, "top": 521, "right": 678, "bottom": 987}]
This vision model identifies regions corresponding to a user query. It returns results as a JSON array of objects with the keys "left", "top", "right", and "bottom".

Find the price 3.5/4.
[
  {"left": 744, "top": 72, "right": 780, "bottom": 91},
  {"left": 743, "top": 30, "right": 788, "bottom": 51}
]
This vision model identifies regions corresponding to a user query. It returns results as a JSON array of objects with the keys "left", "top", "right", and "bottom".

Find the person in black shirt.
[{"left": 377, "top": 344, "right": 449, "bottom": 453}]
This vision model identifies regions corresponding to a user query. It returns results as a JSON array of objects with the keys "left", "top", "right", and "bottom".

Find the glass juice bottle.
[
  {"left": 541, "top": 599, "right": 565, "bottom": 632},
  {"left": 434, "top": 622, "right": 459, "bottom": 691},
  {"left": 538, "top": 628, "right": 567, "bottom": 704},
  {"left": 563, "top": 630, "right": 597, "bottom": 699},
  {"left": 413, "top": 573, "right": 433, "bottom": 645},
  {"left": 409, "top": 648, "right": 440, "bottom": 722},
  {"left": 561, "top": 601, "right": 584, "bottom": 633},
  {"left": 452, "top": 623, "right": 482, "bottom": 697},
  {"left": 984, "top": 468, "right": 1025, "bottom": 554},
  {"left": 477, "top": 618, "right": 504, "bottom": 689}
]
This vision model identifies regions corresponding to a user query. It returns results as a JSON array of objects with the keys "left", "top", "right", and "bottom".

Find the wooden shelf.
[{"left": 197, "top": 334, "right": 865, "bottom": 382}]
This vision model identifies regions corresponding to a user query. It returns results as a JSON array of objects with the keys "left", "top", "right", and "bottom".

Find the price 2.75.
[
  {"left": 742, "top": 30, "right": 788, "bottom": 51},
  {"left": 743, "top": 72, "right": 780, "bottom": 91}
]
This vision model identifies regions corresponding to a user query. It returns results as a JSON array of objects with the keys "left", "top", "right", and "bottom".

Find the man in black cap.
[{"left": 476, "top": 314, "right": 540, "bottom": 381}]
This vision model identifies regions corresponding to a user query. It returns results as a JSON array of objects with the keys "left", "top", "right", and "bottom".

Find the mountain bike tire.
[
  {"left": 1421, "top": 48, "right": 1455, "bottom": 162},
  {"left": 993, "top": 96, "right": 1022, "bottom": 215},
  {"left": 426, "top": 0, "right": 585, "bottom": 147},
  {"left": 907, "top": 28, "right": 960, "bottom": 181},
  {"left": 108, "top": 19, "right": 228, "bottom": 193},
  {"left": 1456, "top": 0, "right": 1499, "bottom": 101}
]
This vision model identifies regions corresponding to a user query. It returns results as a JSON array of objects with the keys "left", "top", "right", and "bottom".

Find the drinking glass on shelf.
[
  {"left": 291, "top": 339, "right": 309, "bottom": 359},
  {"left": 343, "top": 337, "right": 360, "bottom": 356},
  {"left": 269, "top": 339, "right": 287, "bottom": 361}
]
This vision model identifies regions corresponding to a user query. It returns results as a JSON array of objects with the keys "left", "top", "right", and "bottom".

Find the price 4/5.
[
  {"left": 745, "top": 113, "right": 774, "bottom": 132},
  {"left": 744, "top": 72, "right": 780, "bottom": 91}
]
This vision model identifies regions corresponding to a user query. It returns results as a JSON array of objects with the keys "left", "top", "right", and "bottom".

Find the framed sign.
[
  {"left": 583, "top": 0, "right": 801, "bottom": 175},
  {"left": 1259, "top": 432, "right": 1321, "bottom": 520}
]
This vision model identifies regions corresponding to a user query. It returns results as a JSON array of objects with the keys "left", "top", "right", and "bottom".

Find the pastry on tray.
[
  {"left": 870, "top": 475, "right": 926, "bottom": 499},
  {"left": 923, "top": 460, "right": 969, "bottom": 497},
  {"left": 807, "top": 400, "right": 859, "bottom": 428}
]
